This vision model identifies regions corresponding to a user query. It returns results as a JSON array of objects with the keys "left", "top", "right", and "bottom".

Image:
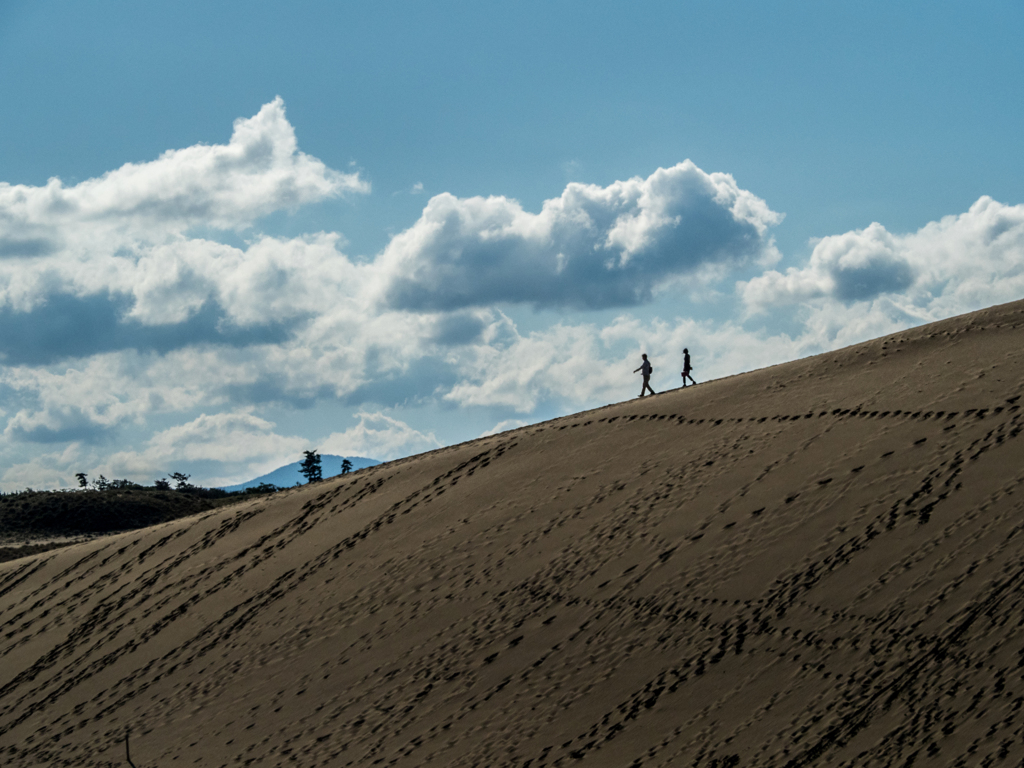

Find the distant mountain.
[{"left": 218, "top": 455, "right": 380, "bottom": 492}]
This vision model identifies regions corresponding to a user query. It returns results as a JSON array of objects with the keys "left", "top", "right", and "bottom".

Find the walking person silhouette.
[
  {"left": 634, "top": 353, "right": 656, "bottom": 397},
  {"left": 681, "top": 348, "right": 697, "bottom": 387}
]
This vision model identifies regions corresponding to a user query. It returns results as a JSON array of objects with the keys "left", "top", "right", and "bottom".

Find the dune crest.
[{"left": 3, "top": 300, "right": 1024, "bottom": 766}]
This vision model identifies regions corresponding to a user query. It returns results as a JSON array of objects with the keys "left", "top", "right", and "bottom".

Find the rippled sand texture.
[{"left": 3, "top": 300, "right": 1024, "bottom": 767}]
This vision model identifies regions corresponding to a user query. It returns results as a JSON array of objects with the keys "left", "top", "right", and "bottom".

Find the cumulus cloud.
[
  {"left": 0, "top": 98, "right": 368, "bottom": 362},
  {"left": 375, "top": 162, "right": 781, "bottom": 311},
  {"left": 2, "top": 353, "right": 164, "bottom": 443},
  {"left": 445, "top": 322, "right": 625, "bottom": 412},
  {"left": 320, "top": 412, "right": 441, "bottom": 460},
  {"left": 141, "top": 411, "right": 307, "bottom": 464},
  {"left": 741, "top": 223, "right": 913, "bottom": 309},
  {"left": 741, "top": 197, "right": 1024, "bottom": 323},
  {"left": 0, "top": 444, "right": 91, "bottom": 491},
  {"left": 0, "top": 97, "right": 366, "bottom": 240}
]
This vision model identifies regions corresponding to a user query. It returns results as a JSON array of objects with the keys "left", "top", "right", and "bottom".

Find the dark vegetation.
[
  {"left": 0, "top": 450, "right": 368, "bottom": 563},
  {"left": 299, "top": 450, "right": 322, "bottom": 483},
  {"left": 0, "top": 474, "right": 284, "bottom": 564}
]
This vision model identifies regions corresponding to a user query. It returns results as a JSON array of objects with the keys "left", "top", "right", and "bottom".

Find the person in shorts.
[{"left": 681, "top": 348, "right": 696, "bottom": 387}]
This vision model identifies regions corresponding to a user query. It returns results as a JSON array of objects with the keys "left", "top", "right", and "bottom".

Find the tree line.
[
  {"left": 298, "top": 451, "right": 352, "bottom": 484},
  {"left": 67, "top": 452, "right": 355, "bottom": 497}
]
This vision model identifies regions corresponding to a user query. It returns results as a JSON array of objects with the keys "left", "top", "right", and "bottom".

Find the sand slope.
[{"left": 3, "top": 300, "right": 1024, "bottom": 767}]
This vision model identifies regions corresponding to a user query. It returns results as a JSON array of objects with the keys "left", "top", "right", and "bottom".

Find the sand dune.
[{"left": 3, "top": 300, "right": 1024, "bottom": 767}]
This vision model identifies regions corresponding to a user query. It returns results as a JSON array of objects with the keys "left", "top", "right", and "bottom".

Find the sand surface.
[{"left": 3, "top": 300, "right": 1024, "bottom": 767}]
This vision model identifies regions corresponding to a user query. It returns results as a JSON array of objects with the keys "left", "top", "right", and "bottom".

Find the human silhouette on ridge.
[
  {"left": 634, "top": 353, "right": 656, "bottom": 397},
  {"left": 681, "top": 348, "right": 696, "bottom": 387}
]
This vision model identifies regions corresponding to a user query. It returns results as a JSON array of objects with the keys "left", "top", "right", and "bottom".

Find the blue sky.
[{"left": 1, "top": 0, "right": 1022, "bottom": 490}]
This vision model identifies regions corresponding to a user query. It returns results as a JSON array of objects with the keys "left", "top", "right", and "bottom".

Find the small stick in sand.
[{"left": 126, "top": 727, "right": 138, "bottom": 768}]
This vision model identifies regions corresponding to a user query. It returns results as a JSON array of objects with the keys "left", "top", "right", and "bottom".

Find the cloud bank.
[{"left": 1, "top": 99, "right": 1023, "bottom": 490}]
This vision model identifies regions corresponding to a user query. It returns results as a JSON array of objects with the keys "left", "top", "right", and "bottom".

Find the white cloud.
[
  {"left": 741, "top": 197, "right": 1024, "bottom": 324},
  {"left": 203, "top": 232, "right": 367, "bottom": 327},
  {"left": 0, "top": 97, "right": 368, "bottom": 335},
  {"left": 906, "top": 196, "right": 1024, "bottom": 316},
  {"left": 0, "top": 444, "right": 90, "bottom": 491},
  {"left": 1, "top": 353, "right": 180, "bottom": 443},
  {"left": 741, "top": 222, "right": 911, "bottom": 310},
  {"left": 141, "top": 411, "right": 306, "bottom": 464},
  {"left": 0, "top": 97, "right": 366, "bottom": 244},
  {"left": 320, "top": 412, "right": 441, "bottom": 460},
  {"left": 375, "top": 161, "right": 781, "bottom": 311},
  {"left": 445, "top": 322, "right": 626, "bottom": 411}
]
